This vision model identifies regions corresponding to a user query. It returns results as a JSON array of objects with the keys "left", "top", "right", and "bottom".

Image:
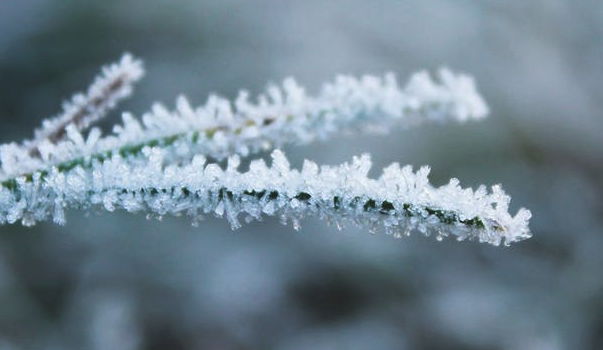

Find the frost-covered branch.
[
  {"left": 0, "top": 54, "right": 531, "bottom": 245},
  {"left": 26, "top": 54, "right": 144, "bottom": 156},
  {"left": 0, "top": 64, "right": 487, "bottom": 183},
  {"left": 0, "top": 149, "right": 530, "bottom": 246}
]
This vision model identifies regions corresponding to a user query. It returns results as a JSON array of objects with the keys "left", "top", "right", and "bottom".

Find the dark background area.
[{"left": 0, "top": 1, "right": 602, "bottom": 349}]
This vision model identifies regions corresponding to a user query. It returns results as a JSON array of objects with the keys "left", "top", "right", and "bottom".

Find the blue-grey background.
[{"left": 0, "top": 1, "right": 602, "bottom": 349}]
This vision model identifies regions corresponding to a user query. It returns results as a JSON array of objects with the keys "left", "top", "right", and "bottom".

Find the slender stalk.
[
  {"left": 0, "top": 55, "right": 531, "bottom": 245},
  {"left": 26, "top": 53, "right": 144, "bottom": 156},
  {"left": 0, "top": 149, "right": 531, "bottom": 246},
  {"left": 1, "top": 68, "right": 488, "bottom": 182}
]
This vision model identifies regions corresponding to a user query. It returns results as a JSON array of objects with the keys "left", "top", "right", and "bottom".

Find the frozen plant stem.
[
  {"left": 27, "top": 54, "right": 144, "bottom": 156},
  {"left": 0, "top": 149, "right": 531, "bottom": 246},
  {"left": 0, "top": 55, "right": 487, "bottom": 182},
  {"left": 0, "top": 54, "right": 531, "bottom": 245}
]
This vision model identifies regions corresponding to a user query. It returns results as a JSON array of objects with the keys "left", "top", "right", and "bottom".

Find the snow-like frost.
[
  {"left": 0, "top": 54, "right": 532, "bottom": 245},
  {"left": 0, "top": 53, "right": 144, "bottom": 179},
  {"left": 0, "top": 64, "right": 487, "bottom": 181},
  {"left": 32, "top": 53, "right": 144, "bottom": 143},
  {"left": 0, "top": 149, "right": 530, "bottom": 246}
]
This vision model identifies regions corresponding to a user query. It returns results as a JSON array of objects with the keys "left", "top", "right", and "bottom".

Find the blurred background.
[{"left": 0, "top": 0, "right": 602, "bottom": 349}]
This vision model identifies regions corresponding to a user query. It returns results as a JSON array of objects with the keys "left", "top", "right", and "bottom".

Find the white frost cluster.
[
  {"left": 31, "top": 53, "right": 144, "bottom": 144},
  {"left": 0, "top": 54, "right": 531, "bottom": 245},
  {"left": 0, "top": 63, "right": 486, "bottom": 181},
  {"left": 0, "top": 54, "right": 144, "bottom": 180},
  {"left": 0, "top": 149, "right": 531, "bottom": 246}
]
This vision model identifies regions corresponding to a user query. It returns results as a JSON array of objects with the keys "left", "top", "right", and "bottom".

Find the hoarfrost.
[{"left": 0, "top": 149, "right": 530, "bottom": 246}]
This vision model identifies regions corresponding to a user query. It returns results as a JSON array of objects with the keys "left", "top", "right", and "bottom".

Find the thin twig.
[{"left": 27, "top": 54, "right": 144, "bottom": 156}]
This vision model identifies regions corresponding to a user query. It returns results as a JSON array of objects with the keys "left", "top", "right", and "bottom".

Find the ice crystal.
[
  {"left": 0, "top": 149, "right": 530, "bottom": 246},
  {"left": 0, "top": 54, "right": 532, "bottom": 246},
  {"left": 0, "top": 60, "right": 486, "bottom": 182},
  {"left": 28, "top": 54, "right": 144, "bottom": 153}
]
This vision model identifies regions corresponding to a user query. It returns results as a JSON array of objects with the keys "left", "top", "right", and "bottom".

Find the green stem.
[
  {"left": 0, "top": 127, "right": 228, "bottom": 190},
  {"left": 116, "top": 187, "right": 490, "bottom": 230}
]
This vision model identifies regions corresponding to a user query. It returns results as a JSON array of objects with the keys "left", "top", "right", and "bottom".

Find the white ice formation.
[
  {"left": 28, "top": 53, "right": 144, "bottom": 151},
  {"left": 0, "top": 56, "right": 487, "bottom": 181},
  {"left": 0, "top": 54, "right": 531, "bottom": 245},
  {"left": 0, "top": 149, "right": 531, "bottom": 246}
]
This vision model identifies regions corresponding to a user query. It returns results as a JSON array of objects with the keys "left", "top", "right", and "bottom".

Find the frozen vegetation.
[{"left": 0, "top": 54, "right": 530, "bottom": 245}]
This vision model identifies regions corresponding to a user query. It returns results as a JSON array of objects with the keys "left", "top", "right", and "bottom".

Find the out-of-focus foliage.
[{"left": 0, "top": 1, "right": 601, "bottom": 349}]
